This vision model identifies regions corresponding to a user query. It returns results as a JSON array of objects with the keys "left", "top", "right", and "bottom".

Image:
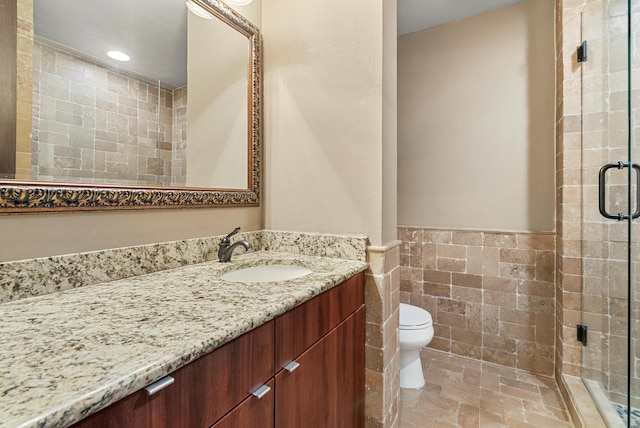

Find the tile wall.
[
  {"left": 398, "top": 227, "right": 556, "bottom": 376},
  {"left": 172, "top": 86, "right": 187, "bottom": 186},
  {"left": 365, "top": 242, "right": 401, "bottom": 428},
  {"left": 554, "top": 0, "right": 586, "bottom": 391},
  {"left": 31, "top": 40, "right": 186, "bottom": 186},
  {"left": 556, "top": 0, "right": 640, "bottom": 413},
  {"left": 15, "top": 0, "right": 33, "bottom": 179}
]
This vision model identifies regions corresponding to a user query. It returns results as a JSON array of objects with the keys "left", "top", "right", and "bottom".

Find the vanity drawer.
[
  {"left": 210, "top": 379, "right": 274, "bottom": 428},
  {"left": 154, "top": 319, "right": 274, "bottom": 427},
  {"left": 275, "top": 272, "right": 364, "bottom": 368},
  {"left": 73, "top": 320, "right": 274, "bottom": 428}
]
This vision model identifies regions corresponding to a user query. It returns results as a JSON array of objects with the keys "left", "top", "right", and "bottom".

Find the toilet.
[{"left": 399, "top": 303, "right": 434, "bottom": 389}]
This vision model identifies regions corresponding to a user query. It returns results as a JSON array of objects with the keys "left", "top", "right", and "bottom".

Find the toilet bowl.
[{"left": 399, "top": 303, "right": 434, "bottom": 389}]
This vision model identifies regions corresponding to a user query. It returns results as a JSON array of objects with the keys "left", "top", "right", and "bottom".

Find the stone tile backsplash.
[
  {"left": 398, "top": 227, "right": 556, "bottom": 376},
  {"left": 260, "top": 230, "right": 367, "bottom": 262},
  {"left": 0, "top": 230, "right": 368, "bottom": 304}
]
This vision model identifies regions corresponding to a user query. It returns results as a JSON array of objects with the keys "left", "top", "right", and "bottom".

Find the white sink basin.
[{"left": 220, "top": 264, "right": 313, "bottom": 283}]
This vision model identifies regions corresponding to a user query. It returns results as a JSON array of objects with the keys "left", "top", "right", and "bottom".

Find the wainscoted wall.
[
  {"left": 32, "top": 40, "right": 185, "bottom": 186},
  {"left": 398, "top": 227, "right": 556, "bottom": 376}
]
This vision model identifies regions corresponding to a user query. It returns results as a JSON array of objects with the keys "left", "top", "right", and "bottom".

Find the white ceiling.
[{"left": 398, "top": 0, "right": 524, "bottom": 36}]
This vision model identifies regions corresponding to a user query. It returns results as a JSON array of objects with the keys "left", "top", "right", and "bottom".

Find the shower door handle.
[
  {"left": 633, "top": 163, "right": 640, "bottom": 219},
  {"left": 598, "top": 162, "right": 640, "bottom": 220}
]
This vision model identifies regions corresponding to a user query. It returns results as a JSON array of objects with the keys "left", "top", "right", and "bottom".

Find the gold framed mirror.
[{"left": 0, "top": 0, "right": 261, "bottom": 213}]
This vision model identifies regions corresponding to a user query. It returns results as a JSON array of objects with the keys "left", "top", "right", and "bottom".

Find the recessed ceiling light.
[
  {"left": 225, "top": 0, "right": 253, "bottom": 5},
  {"left": 186, "top": 0, "right": 213, "bottom": 19},
  {"left": 107, "top": 51, "right": 130, "bottom": 62}
]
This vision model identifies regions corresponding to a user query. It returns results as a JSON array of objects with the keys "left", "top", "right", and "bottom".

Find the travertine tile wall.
[
  {"left": 398, "top": 228, "right": 556, "bottom": 376},
  {"left": 556, "top": 0, "right": 640, "bottom": 411},
  {"left": 31, "top": 40, "right": 182, "bottom": 186},
  {"left": 15, "top": 0, "right": 33, "bottom": 179},
  {"left": 365, "top": 242, "right": 401, "bottom": 428},
  {"left": 554, "top": 1, "right": 583, "bottom": 421},
  {"left": 172, "top": 86, "right": 187, "bottom": 186},
  {"left": 554, "top": 0, "right": 587, "bottom": 388}
]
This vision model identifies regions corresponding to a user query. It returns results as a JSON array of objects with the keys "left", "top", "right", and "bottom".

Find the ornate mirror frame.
[{"left": 0, "top": 0, "right": 261, "bottom": 213}]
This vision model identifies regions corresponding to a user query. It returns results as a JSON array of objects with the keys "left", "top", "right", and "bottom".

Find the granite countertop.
[{"left": 0, "top": 251, "right": 368, "bottom": 428}]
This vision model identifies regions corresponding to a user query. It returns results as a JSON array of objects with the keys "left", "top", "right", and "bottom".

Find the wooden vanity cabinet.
[
  {"left": 274, "top": 273, "right": 365, "bottom": 427},
  {"left": 72, "top": 272, "right": 364, "bottom": 428},
  {"left": 275, "top": 273, "right": 364, "bottom": 368},
  {"left": 73, "top": 320, "right": 274, "bottom": 428},
  {"left": 275, "top": 307, "right": 365, "bottom": 427}
]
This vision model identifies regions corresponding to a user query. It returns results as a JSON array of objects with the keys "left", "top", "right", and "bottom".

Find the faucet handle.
[{"left": 223, "top": 226, "right": 241, "bottom": 242}]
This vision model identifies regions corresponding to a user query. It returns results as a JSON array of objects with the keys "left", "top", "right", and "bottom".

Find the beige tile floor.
[{"left": 399, "top": 348, "right": 573, "bottom": 427}]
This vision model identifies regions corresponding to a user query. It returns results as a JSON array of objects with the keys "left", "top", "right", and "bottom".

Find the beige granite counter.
[
  {"left": 1, "top": 230, "right": 368, "bottom": 303},
  {"left": 0, "top": 251, "right": 368, "bottom": 428}
]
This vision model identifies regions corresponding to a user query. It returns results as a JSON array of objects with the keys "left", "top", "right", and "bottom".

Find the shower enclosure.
[{"left": 580, "top": 1, "right": 638, "bottom": 426}]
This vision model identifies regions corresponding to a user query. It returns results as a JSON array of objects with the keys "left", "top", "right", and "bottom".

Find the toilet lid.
[{"left": 399, "top": 303, "right": 432, "bottom": 329}]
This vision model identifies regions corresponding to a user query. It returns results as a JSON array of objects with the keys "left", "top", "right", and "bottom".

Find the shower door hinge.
[
  {"left": 577, "top": 40, "right": 588, "bottom": 62},
  {"left": 577, "top": 325, "right": 588, "bottom": 346}
]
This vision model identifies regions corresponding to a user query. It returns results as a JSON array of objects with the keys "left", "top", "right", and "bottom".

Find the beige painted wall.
[
  {"left": 0, "top": 3, "right": 263, "bottom": 262},
  {"left": 2, "top": 0, "right": 401, "bottom": 259},
  {"left": 382, "top": 0, "right": 398, "bottom": 245},
  {"left": 397, "top": 0, "right": 555, "bottom": 232},
  {"left": 262, "top": 0, "right": 397, "bottom": 246},
  {"left": 0, "top": 208, "right": 262, "bottom": 261}
]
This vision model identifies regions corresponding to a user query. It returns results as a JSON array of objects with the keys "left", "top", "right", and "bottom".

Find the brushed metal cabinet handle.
[
  {"left": 144, "top": 376, "right": 175, "bottom": 395},
  {"left": 284, "top": 361, "right": 300, "bottom": 372},
  {"left": 251, "top": 384, "right": 271, "bottom": 399}
]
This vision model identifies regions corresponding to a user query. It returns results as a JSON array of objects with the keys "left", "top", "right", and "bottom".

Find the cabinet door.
[
  {"left": 275, "top": 306, "right": 365, "bottom": 428},
  {"left": 211, "top": 379, "right": 274, "bottom": 428},
  {"left": 275, "top": 273, "right": 364, "bottom": 368}
]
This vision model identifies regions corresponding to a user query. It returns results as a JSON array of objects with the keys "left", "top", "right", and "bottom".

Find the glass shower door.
[{"left": 580, "top": 1, "right": 637, "bottom": 426}]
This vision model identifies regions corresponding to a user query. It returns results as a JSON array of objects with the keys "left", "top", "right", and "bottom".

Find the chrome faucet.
[{"left": 218, "top": 226, "right": 253, "bottom": 262}]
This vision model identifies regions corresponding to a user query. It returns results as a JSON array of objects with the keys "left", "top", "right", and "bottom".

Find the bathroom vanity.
[
  {"left": 73, "top": 273, "right": 365, "bottom": 428},
  {"left": 0, "top": 250, "right": 367, "bottom": 428}
]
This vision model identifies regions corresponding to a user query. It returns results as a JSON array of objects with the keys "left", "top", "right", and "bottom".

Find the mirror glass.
[
  {"left": 188, "top": 8, "right": 248, "bottom": 189},
  {"left": 0, "top": 0, "right": 260, "bottom": 212}
]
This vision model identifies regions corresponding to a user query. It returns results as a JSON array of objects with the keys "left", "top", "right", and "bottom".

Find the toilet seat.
[{"left": 399, "top": 303, "right": 432, "bottom": 330}]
